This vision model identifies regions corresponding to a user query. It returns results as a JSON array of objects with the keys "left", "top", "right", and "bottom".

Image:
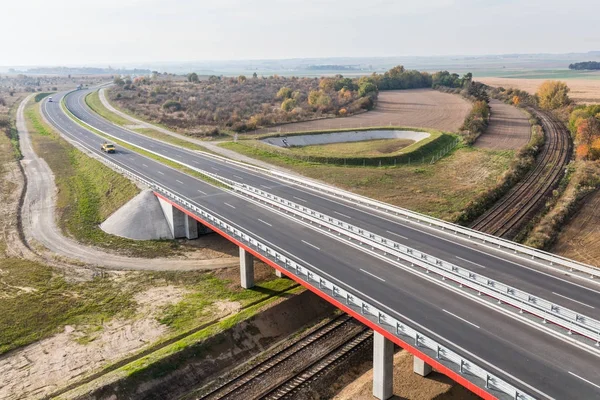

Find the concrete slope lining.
[{"left": 100, "top": 189, "right": 173, "bottom": 240}]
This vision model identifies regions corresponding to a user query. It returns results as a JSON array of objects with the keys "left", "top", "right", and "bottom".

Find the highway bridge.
[{"left": 40, "top": 89, "right": 600, "bottom": 400}]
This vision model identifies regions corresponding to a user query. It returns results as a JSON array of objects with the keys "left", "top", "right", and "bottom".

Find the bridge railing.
[
  {"left": 190, "top": 150, "right": 599, "bottom": 280},
  {"left": 56, "top": 99, "right": 535, "bottom": 400},
  {"left": 217, "top": 177, "right": 600, "bottom": 345}
]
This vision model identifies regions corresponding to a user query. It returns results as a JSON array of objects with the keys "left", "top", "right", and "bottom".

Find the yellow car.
[{"left": 100, "top": 143, "right": 116, "bottom": 153}]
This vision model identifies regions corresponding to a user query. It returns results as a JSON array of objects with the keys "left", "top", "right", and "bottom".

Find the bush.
[{"left": 162, "top": 100, "right": 182, "bottom": 112}]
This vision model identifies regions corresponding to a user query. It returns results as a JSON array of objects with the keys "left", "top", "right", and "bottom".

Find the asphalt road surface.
[{"left": 41, "top": 90, "right": 600, "bottom": 399}]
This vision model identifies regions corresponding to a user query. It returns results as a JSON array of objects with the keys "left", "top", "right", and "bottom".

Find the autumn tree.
[
  {"left": 537, "top": 81, "right": 571, "bottom": 110},
  {"left": 512, "top": 96, "right": 520, "bottom": 106},
  {"left": 277, "top": 87, "right": 293, "bottom": 99},
  {"left": 358, "top": 82, "right": 377, "bottom": 98},
  {"left": 281, "top": 98, "right": 296, "bottom": 111},
  {"left": 238, "top": 75, "right": 247, "bottom": 83},
  {"left": 308, "top": 90, "right": 320, "bottom": 106}
]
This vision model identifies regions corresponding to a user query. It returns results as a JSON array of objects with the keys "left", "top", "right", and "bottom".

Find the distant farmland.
[
  {"left": 254, "top": 89, "right": 471, "bottom": 134},
  {"left": 479, "top": 77, "right": 600, "bottom": 104}
]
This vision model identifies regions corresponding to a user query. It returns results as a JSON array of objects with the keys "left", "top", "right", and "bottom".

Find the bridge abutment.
[
  {"left": 413, "top": 355, "right": 432, "bottom": 377},
  {"left": 372, "top": 331, "right": 394, "bottom": 400},
  {"left": 240, "top": 247, "right": 255, "bottom": 289}
]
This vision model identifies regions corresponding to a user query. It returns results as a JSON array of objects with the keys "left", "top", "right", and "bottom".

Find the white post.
[
  {"left": 157, "top": 197, "right": 186, "bottom": 238},
  {"left": 373, "top": 331, "right": 394, "bottom": 400},
  {"left": 239, "top": 247, "right": 255, "bottom": 289},
  {"left": 184, "top": 215, "right": 198, "bottom": 239},
  {"left": 413, "top": 355, "right": 432, "bottom": 377}
]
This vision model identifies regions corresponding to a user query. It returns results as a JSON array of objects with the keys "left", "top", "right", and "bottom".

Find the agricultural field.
[
  {"left": 479, "top": 77, "right": 600, "bottom": 104},
  {"left": 255, "top": 89, "right": 472, "bottom": 134},
  {"left": 475, "top": 99, "right": 531, "bottom": 150},
  {"left": 553, "top": 189, "right": 600, "bottom": 266}
]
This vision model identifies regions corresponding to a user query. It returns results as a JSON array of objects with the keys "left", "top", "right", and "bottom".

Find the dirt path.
[
  {"left": 17, "top": 97, "right": 238, "bottom": 271},
  {"left": 475, "top": 99, "right": 531, "bottom": 150},
  {"left": 254, "top": 89, "right": 472, "bottom": 134}
]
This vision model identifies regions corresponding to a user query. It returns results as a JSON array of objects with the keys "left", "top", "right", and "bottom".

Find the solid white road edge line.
[
  {"left": 443, "top": 309, "right": 481, "bottom": 329},
  {"left": 360, "top": 268, "right": 386, "bottom": 282}
]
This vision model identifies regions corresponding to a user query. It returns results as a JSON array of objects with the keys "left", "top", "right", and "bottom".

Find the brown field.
[
  {"left": 475, "top": 99, "right": 531, "bottom": 150},
  {"left": 553, "top": 190, "right": 600, "bottom": 266},
  {"left": 255, "top": 89, "right": 472, "bottom": 134},
  {"left": 479, "top": 77, "right": 600, "bottom": 104}
]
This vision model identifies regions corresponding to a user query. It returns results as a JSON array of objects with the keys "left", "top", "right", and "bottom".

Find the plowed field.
[
  {"left": 553, "top": 190, "right": 600, "bottom": 266},
  {"left": 475, "top": 99, "right": 531, "bottom": 150},
  {"left": 255, "top": 89, "right": 471, "bottom": 134}
]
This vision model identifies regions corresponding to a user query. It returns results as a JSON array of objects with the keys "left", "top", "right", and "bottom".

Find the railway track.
[
  {"left": 470, "top": 108, "right": 571, "bottom": 238},
  {"left": 191, "top": 314, "right": 370, "bottom": 400}
]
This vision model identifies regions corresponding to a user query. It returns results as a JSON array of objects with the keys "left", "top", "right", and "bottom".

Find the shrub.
[{"left": 162, "top": 100, "right": 182, "bottom": 112}]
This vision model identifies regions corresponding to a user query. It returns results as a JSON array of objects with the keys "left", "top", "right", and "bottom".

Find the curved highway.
[{"left": 40, "top": 90, "right": 600, "bottom": 399}]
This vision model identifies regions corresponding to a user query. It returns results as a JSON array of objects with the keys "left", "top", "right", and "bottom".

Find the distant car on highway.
[
  {"left": 48, "top": 97, "right": 53, "bottom": 102},
  {"left": 100, "top": 142, "right": 116, "bottom": 153}
]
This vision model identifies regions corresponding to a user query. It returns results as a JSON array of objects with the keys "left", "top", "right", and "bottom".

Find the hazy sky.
[{"left": 2, "top": 0, "right": 599, "bottom": 66}]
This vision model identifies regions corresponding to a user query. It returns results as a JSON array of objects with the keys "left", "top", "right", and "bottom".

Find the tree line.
[{"left": 568, "top": 61, "right": 600, "bottom": 70}]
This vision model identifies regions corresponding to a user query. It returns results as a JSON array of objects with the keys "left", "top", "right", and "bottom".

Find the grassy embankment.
[
  {"left": 222, "top": 140, "right": 513, "bottom": 221},
  {"left": 85, "top": 91, "right": 220, "bottom": 152},
  {"left": 225, "top": 128, "right": 458, "bottom": 167}
]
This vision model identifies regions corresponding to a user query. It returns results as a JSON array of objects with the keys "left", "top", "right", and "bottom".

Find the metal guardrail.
[
  {"left": 107, "top": 162, "right": 536, "bottom": 400},
  {"left": 224, "top": 180, "right": 600, "bottom": 344},
  {"left": 185, "top": 150, "right": 599, "bottom": 280},
  {"left": 53, "top": 96, "right": 535, "bottom": 400},
  {"left": 74, "top": 88, "right": 599, "bottom": 280},
  {"left": 61, "top": 94, "right": 600, "bottom": 345}
]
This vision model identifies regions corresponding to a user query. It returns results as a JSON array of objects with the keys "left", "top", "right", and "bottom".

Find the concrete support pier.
[
  {"left": 184, "top": 215, "right": 198, "bottom": 239},
  {"left": 413, "top": 355, "right": 432, "bottom": 377},
  {"left": 275, "top": 269, "right": 284, "bottom": 278},
  {"left": 373, "top": 331, "right": 394, "bottom": 400},
  {"left": 158, "top": 197, "right": 186, "bottom": 238},
  {"left": 240, "top": 247, "right": 255, "bottom": 289}
]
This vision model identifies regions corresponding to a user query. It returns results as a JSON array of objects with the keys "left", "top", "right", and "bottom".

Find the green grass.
[
  {"left": 34, "top": 92, "right": 53, "bottom": 102},
  {"left": 85, "top": 90, "right": 131, "bottom": 125},
  {"left": 0, "top": 258, "right": 138, "bottom": 355},
  {"left": 26, "top": 101, "right": 184, "bottom": 257},
  {"left": 473, "top": 69, "right": 600, "bottom": 80},
  {"left": 222, "top": 140, "right": 514, "bottom": 221},
  {"left": 222, "top": 129, "right": 457, "bottom": 167}
]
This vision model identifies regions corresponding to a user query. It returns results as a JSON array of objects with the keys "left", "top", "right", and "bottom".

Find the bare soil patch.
[
  {"left": 0, "top": 285, "right": 188, "bottom": 400},
  {"left": 255, "top": 89, "right": 471, "bottom": 134},
  {"left": 333, "top": 350, "right": 479, "bottom": 400},
  {"left": 475, "top": 99, "right": 531, "bottom": 150},
  {"left": 479, "top": 77, "right": 600, "bottom": 104}
]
